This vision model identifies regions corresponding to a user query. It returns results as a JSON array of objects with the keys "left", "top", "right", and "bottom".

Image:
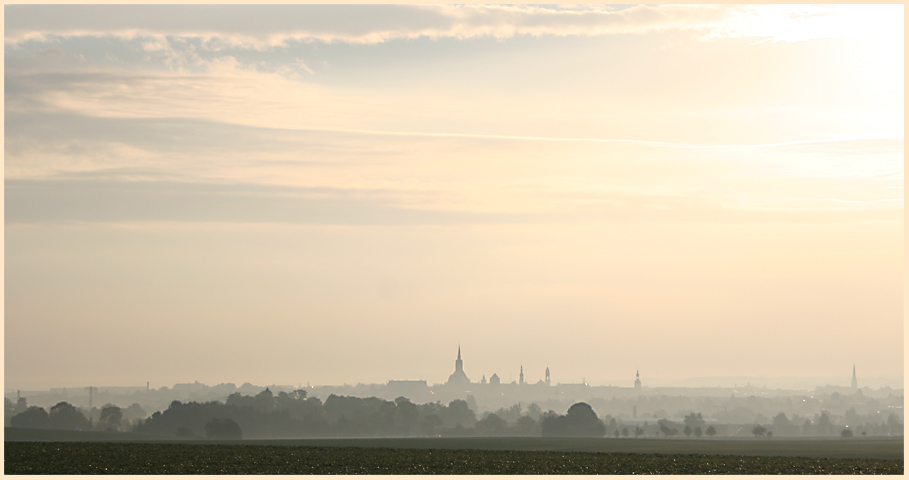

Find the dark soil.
[{"left": 5, "top": 442, "right": 904, "bottom": 474}]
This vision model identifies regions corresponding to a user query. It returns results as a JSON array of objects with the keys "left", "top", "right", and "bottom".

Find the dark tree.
[
  {"left": 419, "top": 414, "right": 443, "bottom": 436},
  {"left": 658, "top": 419, "right": 679, "bottom": 438},
  {"left": 751, "top": 425, "right": 767, "bottom": 437},
  {"left": 515, "top": 415, "right": 540, "bottom": 436},
  {"left": 816, "top": 411, "right": 832, "bottom": 436},
  {"left": 11, "top": 406, "right": 49, "bottom": 429},
  {"left": 48, "top": 402, "right": 90, "bottom": 430},
  {"left": 253, "top": 389, "right": 275, "bottom": 414},
  {"left": 440, "top": 399, "right": 476, "bottom": 429},
  {"left": 4, "top": 397, "right": 14, "bottom": 424},
  {"left": 705, "top": 425, "right": 716, "bottom": 437},
  {"left": 98, "top": 404, "right": 123, "bottom": 431},
  {"left": 13, "top": 397, "right": 28, "bottom": 416},
  {"left": 541, "top": 403, "right": 605, "bottom": 437},
  {"left": 476, "top": 413, "right": 508, "bottom": 435},
  {"left": 683, "top": 425, "right": 693, "bottom": 438},
  {"left": 205, "top": 418, "right": 242, "bottom": 440},
  {"left": 683, "top": 412, "right": 705, "bottom": 430}
]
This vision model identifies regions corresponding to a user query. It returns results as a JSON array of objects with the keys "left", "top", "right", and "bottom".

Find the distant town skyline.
[{"left": 5, "top": 5, "right": 903, "bottom": 391}]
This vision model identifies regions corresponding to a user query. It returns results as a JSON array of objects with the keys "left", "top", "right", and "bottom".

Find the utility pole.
[{"left": 85, "top": 386, "right": 97, "bottom": 411}]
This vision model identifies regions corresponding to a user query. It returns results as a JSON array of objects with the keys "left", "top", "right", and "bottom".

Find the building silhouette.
[
  {"left": 634, "top": 369, "right": 642, "bottom": 390},
  {"left": 851, "top": 363, "right": 858, "bottom": 390},
  {"left": 545, "top": 366, "right": 551, "bottom": 386},
  {"left": 446, "top": 345, "right": 471, "bottom": 386}
]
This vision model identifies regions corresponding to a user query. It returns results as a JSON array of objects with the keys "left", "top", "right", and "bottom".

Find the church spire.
[
  {"left": 851, "top": 362, "right": 858, "bottom": 390},
  {"left": 458, "top": 344, "right": 461, "bottom": 361}
]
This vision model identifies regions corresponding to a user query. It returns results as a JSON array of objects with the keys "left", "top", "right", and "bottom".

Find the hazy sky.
[{"left": 5, "top": 5, "right": 903, "bottom": 391}]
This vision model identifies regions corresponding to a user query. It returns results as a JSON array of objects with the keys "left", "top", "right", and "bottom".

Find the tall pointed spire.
[
  {"left": 851, "top": 362, "right": 858, "bottom": 390},
  {"left": 448, "top": 344, "right": 469, "bottom": 386}
]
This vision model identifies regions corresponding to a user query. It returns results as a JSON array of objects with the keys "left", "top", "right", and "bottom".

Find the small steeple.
[
  {"left": 458, "top": 344, "right": 461, "bottom": 361},
  {"left": 519, "top": 364, "right": 525, "bottom": 385},
  {"left": 851, "top": 362, "right": 858, "bottom": 390}
]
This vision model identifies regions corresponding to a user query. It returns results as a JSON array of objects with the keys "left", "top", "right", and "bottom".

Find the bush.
[
  {"left": 205, "top": 418, "right": 242, "bottom": 440},
  {"left": 11, "top": 407, "right": 49, "bottom": 429}
]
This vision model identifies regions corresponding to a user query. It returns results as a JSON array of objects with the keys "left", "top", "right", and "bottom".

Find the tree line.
[{"left": 6, "top": 390, "right": 903, "bottom": 440}]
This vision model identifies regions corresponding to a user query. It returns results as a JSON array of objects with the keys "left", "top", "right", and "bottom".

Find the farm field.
[
  {"left": 5, "top": 441, "right": 903, "bottom": 474},
  {"left": 5, "top": 429, "right": 904, "bottom": 475},
  {"left": 5, "top": 427, "right": 904, "bottom": 459}
]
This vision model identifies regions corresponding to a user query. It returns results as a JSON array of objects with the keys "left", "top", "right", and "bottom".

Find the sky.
[{"left": 4, "top": 4, "right": 904, "bottom": 391}]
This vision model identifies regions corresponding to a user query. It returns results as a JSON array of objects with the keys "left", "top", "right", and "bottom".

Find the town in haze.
[
  {"left": 4, "top": 4, "right": 903, "bottom": 473},
  {"left": 6, "top": 346, "right": 903, "bottom": 440}
]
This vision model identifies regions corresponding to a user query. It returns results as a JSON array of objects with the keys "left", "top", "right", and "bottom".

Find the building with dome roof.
[{"left": 446, "top": 345, "right": 471, "bottom": 386}]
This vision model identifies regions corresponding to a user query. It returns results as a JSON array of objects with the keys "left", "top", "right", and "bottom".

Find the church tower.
[
  {"left": 634, "top": 369, "right": 642, "bottom": 390},
  {"left": 519, "top": 365, "right": 525, "bottom": 385},
  {"left": 446, "top": 345, "right": 470, "bottom": 386},
  {"left": 545, "top": 366, "right": 551, "bottom": 386},
  {"left": 851, "top": 363, "right": 858, "bottom": 390},
  {"left": 455, "top": 345, "right": 463, "bottom": 373}
]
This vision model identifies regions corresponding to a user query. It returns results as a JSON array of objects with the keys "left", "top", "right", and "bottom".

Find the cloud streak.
[{"left": 6, "top": 4, "right": 898, "bottom": 48}]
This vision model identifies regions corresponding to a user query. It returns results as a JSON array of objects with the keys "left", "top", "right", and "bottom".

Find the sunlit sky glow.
[{"left": 4, "top": 4, "right": 903, "bottom": 391}]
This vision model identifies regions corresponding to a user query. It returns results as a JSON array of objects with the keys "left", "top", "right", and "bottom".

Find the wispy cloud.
[{"left": 6, "top": 4, "right": 900, "bottom": 48}]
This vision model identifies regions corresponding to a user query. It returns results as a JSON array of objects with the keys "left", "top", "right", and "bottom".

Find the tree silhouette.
[
  {"left": 205, "top": 418, "right": 242, "bottom": 440},
  {"left": 476, "top": 413, "right": 508, "bottom": 436},
  {"left": 705, "top": 425, "right": 716, "bottom": 437},
  {"left": 11, "top": 406, "right": 49, "bottom": 429},
  {"left": 98, "top": 404, "right": 123, "bottom": 432},
  {"left": 751, "top": 425, "right": 767, "bottom": 437},
  {"left": 48, "top": 402, "right": 90, "bottom": 430},
  {"left": 541, "top": 403, "right": 605, "bottom": 437},
  {"left": 683, "top": 412, "right": 705, "bottom": 430}
]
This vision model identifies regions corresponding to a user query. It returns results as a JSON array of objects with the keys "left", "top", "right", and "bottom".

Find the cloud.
[
  {"left": 6, "top": 4, "right": 899, "bottom": 48},
  {"left": 6, "top": 175, "right": 900, "bottom": 227}
]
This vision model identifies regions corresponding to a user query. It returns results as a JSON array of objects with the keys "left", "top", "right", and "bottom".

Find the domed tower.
[
  {"left": 634, "top": 369, "right": 642, "bottom": 390},
  {"left": 545, "top": 366, "right": 551, "bottom": 386},
  {"left": 446, "top": 345, "right": 470, "bottom": 386},
  {"left": 519, "top": 365, "right": 525, "bottom": 385}
]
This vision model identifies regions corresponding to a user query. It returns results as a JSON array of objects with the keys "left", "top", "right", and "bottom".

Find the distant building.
[
  {"left": 634, "top": 370, "right": 642, "bottom": 390},
  {"left": 481, "top": 375, "right": 487, "bottom": 384},
  {"left": 851, "top": 363, "right": 858, "bottom": 390},
  {"left": 519, "top": 365, "right": 525, "bottom": 385},
  {"left": 446, "top": 345, "right": 471, "bottom": 386},
  {"left": 545, "top": 366, "right": 551, "bottom": 386},
  {"left": 387, "top": 380, "right": 428, "bottom": 398},
  {"left": 490, "top": 373, "right": 500, "bottom": 385}
]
